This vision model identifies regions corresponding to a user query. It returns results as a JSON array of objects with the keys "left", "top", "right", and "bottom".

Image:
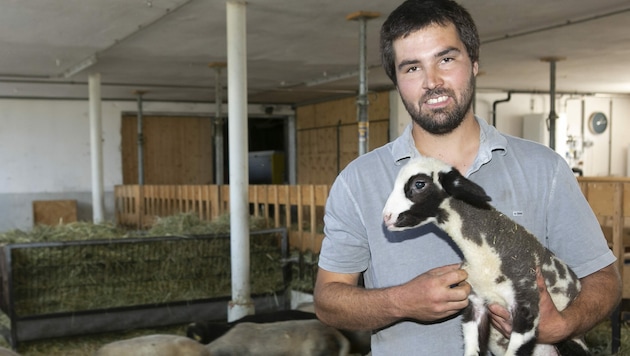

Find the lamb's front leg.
[
  {"left": 504, "top": 298, "right": 539, "bottom": 356},
  {"left": 462, "top": 294, "right": 488, "bottom": 356}
]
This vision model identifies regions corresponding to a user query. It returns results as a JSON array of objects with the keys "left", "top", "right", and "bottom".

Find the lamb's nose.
[{"left": 383, "top": 212, "right": 392, "bottom": 224}]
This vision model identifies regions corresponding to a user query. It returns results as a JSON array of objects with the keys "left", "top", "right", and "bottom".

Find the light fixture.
[{"left": 60, "top": 55, "right": 97, "bottom": 78}]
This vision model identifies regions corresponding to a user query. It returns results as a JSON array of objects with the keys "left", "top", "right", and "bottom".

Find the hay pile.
[
  {"left": 586, "top": 320, "right": 630, "bottom": 355},
  {"left": 0, "top": 213, "right": 285, "bottom": 316},
  {"left": 0, "top": 213, "right": 270, "bottom": 245},
  {"left": 0, "top": 221, "right": 129, "bottom": 244}
]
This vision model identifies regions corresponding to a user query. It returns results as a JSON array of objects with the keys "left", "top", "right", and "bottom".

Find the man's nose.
[{"left": 423, "top": 68, "right": 444, "bottom": 89}]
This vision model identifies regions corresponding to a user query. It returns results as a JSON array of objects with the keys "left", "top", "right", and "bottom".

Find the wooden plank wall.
[
  {"left": 296, "top": 91, "right": 390, "bottom": 184},
  {"left": 577, "top": 177, "right": 630, "bottom": 296},
  {"left": 121, "top": 115, "right": 213, "bottom": 185}
]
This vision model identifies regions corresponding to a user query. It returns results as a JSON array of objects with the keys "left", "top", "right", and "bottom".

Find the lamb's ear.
[{"left": 438, "top": 169, "right": 492, "bottom": 209}]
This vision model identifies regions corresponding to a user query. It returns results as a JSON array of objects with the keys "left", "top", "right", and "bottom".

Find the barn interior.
[{"left": 1, "top": 0, "right": 630, "bottom": 354}]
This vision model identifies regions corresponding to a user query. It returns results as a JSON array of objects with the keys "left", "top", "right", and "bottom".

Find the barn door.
[{"left": 121, "top": 115, "right": 213, "bottom": 184}]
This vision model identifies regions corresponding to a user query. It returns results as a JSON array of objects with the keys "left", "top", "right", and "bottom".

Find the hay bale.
[{"left": 94, "top": 334, "right": 210, "bottom": 356}]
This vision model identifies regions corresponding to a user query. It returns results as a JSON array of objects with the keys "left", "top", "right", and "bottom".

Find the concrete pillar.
[
  {"left": 226, "top": 0, "right": 254, "bottom": 322},
  {"left": 88, "top": 73, "right": 105, "bottom": 223}
]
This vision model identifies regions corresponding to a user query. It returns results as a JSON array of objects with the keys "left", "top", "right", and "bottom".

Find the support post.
[
  {"left": 540, "top": 56, "right": 565, "bottom": 150},
  {"left": 88, "top": 73, "right": 105, "bottom": 224},
  {"left": 226, "top": 0, "right": 254, "bottom": 322},
  {"left": 209, "top": 62, "right": 227, "bottom": 185},
  {"left": 134, "top": 90, "right": 147, "bottom": 186},
  {"left": 287, "top": 115, "right": 297, "bottom": 185},
  {"left": 347, "top": 11, "right": 379, "bottom": 156}
]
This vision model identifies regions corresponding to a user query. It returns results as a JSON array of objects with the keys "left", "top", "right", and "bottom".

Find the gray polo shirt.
[{"left": 318, "top": 117, "right": 615, "bottom": 355}]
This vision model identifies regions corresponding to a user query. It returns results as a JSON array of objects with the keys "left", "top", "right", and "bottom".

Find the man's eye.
[{"left": 406, "top": 66, "right": 419, "bottom": 73}]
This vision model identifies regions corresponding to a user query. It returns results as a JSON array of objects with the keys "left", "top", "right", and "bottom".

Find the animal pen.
[{"left": 0, "top": 228, "right": 290, "bottom": 349}]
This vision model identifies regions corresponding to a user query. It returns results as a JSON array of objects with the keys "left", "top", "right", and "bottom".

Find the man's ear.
[{"left": 438, "top": 169, "right": 491, "bottom": 209}]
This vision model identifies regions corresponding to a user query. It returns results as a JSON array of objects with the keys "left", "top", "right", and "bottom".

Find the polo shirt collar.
[{"left": 390, "top": 117, "right": 508, "bottom": 170}]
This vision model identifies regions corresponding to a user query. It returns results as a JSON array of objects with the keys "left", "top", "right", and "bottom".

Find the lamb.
[
  {"left": 187, "top": 309, "right": 318, "bottom": 344},
  {"left": 205, "top": 319, "right": 350, "bottom": 356},
  {"left": 188, "top": 309, "right": 371, "bottom": 355},
  {"left": 381, "top": 156, "right": 589, "bottom": 356},
  {"left": 94, "top": 334, "right": 210, "bottom": 356}
]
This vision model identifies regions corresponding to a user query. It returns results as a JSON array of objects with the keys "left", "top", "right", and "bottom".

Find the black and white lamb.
[{"left": 381, "top": 156, "right": 589, "bottom": 356}]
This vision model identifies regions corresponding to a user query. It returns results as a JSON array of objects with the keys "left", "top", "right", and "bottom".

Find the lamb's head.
[{"left": 382, "top": 156, "right": 492, "bottom": 231}]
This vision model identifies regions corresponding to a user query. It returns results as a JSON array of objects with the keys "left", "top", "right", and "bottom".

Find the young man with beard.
[{"left": 313, "top": 0, "right": 621, "bottom": 354}]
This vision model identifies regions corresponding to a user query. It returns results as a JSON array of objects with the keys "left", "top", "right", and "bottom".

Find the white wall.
[
  {"left": 0, "top": 99, "right": 293, "bottom": 232},
  {"left": 387, "top": 90, "right": 630, "bottom": 177}
]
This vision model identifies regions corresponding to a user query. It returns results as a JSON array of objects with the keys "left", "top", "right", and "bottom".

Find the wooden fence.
[
  {"left": 114, "top": 184, "right": 330, "bottom": 253},
  {"left": 577, "top": 177, "right": 630, "bottom": 283},
  {"left": 115, "top": 177, "right": 630, "bottom": 265}
]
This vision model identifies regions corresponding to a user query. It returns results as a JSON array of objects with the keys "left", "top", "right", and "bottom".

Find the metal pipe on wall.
[
  {"left": 226, "top": 0, "right": 254, "bottom": 322},
  {"left": 608, "top": 99, "right": 613, "bottom": 175},
  {"left": 492, "top": 91, "right": 511, "bottom": 127},
  {"left": 88, "top": 73, "right": 105, "bottom": 223}
]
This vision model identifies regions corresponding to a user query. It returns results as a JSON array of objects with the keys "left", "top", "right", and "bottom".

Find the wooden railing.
[
  {"left": 577, "top": 177, "right": 630, "bottom": 282},
  {"left": 114, "top": 184, "right": 330, "bottom": 253},
  {"left": 115, "top": 178, "right": 630, "bottom": 264}
]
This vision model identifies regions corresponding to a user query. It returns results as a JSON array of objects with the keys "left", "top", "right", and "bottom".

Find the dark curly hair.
[{"left": 380, "top": 0, "right": 480, "bottom": 86}]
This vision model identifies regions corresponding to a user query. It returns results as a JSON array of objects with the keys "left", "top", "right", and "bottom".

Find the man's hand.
[
  {"left": 394, "top": 264, "right": 471, "bottom": 322},
  {"left": 487, "top": 269, "right": 569, "bottom": 343}
]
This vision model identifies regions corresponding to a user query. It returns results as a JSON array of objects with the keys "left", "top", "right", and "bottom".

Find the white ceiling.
[{"left": 1, "top": 0, "right": 630, "bottom": 105}]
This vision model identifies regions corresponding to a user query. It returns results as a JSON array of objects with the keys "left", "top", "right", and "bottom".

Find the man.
[{"left": 313, "top": 0, "right": 621, "bottom": 354}]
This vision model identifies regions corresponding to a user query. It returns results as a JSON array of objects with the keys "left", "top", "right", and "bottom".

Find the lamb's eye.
[{"left": 414, "top": 180, "right": 425, "bottom": 190}]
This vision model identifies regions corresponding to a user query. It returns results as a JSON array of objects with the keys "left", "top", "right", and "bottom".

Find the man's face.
[{"left": 393, "top": 23, "right": 478, "bottom": 135}]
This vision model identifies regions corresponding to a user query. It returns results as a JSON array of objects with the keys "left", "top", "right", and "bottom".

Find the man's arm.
[
  {"left": 313, "top": 264, "right": 471, "bottom": 331},
  {"left": 489, "top": 263, "right": 621, "bottom": 343}
]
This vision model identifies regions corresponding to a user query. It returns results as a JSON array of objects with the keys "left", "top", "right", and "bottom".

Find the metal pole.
[
  {"left": 209, "top": 63, "right": 227, "bottom": 185},
  {"left": 134, "top": 90, "right": 146, "bottom": 185},
  {"left": 226, "top": 0, "right": 254, "bottom": 322},
  {"left": 347, "top": 11, "right": 379, "bottom": 156},
  {"left": 357, "top": 17, "right": 368, "bottom": 155},
  {"left": 88, "top": 73, "right": 105, "bottom": 223},
  {"left": 540, "top": 57, "right": 565, "bottom": 150},
  {"left": 287, "top": 115, "right": 297, "bottom": 185},
  {"left": 549, "top": 60, "right": 557, "bottom": 150}
]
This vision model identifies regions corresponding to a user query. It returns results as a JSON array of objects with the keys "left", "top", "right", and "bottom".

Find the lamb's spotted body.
[{"left": 382, "top": 157, "right": 588, "bottom": 356}]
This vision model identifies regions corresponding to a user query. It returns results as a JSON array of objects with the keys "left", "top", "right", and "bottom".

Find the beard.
[{"left": 402, "top": 73, "right": 475, "bottom": 135}]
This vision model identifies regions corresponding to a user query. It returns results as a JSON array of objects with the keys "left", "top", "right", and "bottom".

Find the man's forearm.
[
  {"left": 540, "top": 263, "right": 621, "bottom": 343},
  {"left": 314, "top": 281, "right": 402, "bottom": 331},
  {"left": 566, "top": 264, "right": 621, "bottom": 336}
]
